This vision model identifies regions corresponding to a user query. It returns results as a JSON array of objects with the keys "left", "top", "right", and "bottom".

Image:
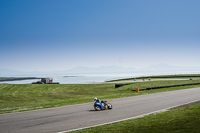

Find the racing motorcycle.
[{"left": 94, "top": 100, "right": 112, "bottom": 111}]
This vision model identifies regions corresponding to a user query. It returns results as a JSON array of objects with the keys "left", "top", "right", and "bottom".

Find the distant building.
[
  {"left": 41, "top": 78, "right": 53, "bottom": 84},
  {"left": 32, "top": 78, "right": 59, "bottom": 84}
]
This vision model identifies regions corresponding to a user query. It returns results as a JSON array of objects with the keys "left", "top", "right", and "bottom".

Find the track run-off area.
[{"left": 0, "top": 87, "right": 200, "bottom": 133}]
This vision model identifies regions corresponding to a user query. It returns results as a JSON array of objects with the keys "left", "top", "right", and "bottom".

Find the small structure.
[
  {"left": 32, "top": 78, "right": 59, "bottom": 84},
  {"left": 135, "top": 88, "right": 139, "bottom": 92},
  {"left": 41, "top": 78, "right": 53, "bottom": 84}
]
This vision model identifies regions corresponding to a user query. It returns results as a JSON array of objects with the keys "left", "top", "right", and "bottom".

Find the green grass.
[
  {"left": 0, "top": 84, "right": 114, "bottom": 114},
  {"left": 116, "top": 79, "right": 200, "bottom": 91},
  {"left": 73, "top": 102, "right": 200, "bottom": 133},
  {"left": 107, "top": 74, "right": 200, "bottom": 82},
  {"left": 0, "top": 79, "right": 200, "bottom": 114}
]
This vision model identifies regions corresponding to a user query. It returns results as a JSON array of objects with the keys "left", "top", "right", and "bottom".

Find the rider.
[{"left": 94, "top": 97, "right": 106, "bottom": 106}]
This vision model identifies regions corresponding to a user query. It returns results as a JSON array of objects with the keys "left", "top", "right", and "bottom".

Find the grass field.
[
  {"left": 73, "top": 102, "right": 200, "bottom": 133},
  {"left": 107, "top": 74, "right": 200, "bottom": 82},
  {"left": 0, "top": 78, "right": 200, "bottom": 114}
]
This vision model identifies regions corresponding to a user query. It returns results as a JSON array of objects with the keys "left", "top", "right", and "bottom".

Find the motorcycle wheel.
[
  {"left": 107, "top": 103, "right": 112, "bottom": 109},
  {"left": 94, "top": 105, "right": 101, "bottom": 111}
]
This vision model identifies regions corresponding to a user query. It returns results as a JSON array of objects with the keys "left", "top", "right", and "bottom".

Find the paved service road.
[{"left": 0, "top": 87, "right": 200, "bottom": 133}]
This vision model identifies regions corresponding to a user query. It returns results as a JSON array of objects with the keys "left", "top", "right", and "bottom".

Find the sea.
[{"left": 1, "top": 70, "right": 200, "bottom": 84}]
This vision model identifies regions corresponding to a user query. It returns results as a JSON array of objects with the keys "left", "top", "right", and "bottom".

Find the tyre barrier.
[
  {"left": 115, "top": 83, "right": 133, "bottom": 88},
  {"left": 138, "top": 83, "right": 200, "bottom": 91},
  {"left": 116, "top": 82, "right": 200, "bottom": 90}
]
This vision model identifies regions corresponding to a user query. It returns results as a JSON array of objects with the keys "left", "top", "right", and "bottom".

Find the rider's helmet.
[{"left": 94, "top": 97, "right": 97, "bottom": 101}]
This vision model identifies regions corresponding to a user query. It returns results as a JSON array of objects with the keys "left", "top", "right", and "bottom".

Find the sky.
[{"left": 0, "top": 0, "right": 200, "bottom": 72}]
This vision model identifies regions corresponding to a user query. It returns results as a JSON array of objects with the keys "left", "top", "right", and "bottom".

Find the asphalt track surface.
[{"left": 1, "top": 87, "right": 200, "bottom": 133}]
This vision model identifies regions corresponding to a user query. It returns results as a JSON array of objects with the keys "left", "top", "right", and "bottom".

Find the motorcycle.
[{"left": 94, "top": 100, "right": 112, "bottom": 111}]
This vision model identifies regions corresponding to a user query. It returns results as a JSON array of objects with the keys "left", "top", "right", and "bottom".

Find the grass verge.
[
  {"left": 107, "top": 74, "right": 200, "bottom": 82},
  {"left": 73, "top": 102, "right": 200, "bottom": 133}
]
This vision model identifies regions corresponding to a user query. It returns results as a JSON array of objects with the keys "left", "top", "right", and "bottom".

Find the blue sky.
[{"left": 0, "top": 0, "right": 200, "bottom": 71}]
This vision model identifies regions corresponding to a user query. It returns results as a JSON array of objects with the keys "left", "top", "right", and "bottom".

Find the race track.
[{"left": 0, "top": 87, "right": 200, "bottom": 133}]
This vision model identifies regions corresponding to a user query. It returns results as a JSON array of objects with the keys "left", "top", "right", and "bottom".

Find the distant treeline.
[{"left": 0, "top": 77, "right": 39, "bottom": 82}]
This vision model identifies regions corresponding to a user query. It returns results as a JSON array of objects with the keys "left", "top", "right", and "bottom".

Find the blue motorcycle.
[{"left": 94, "top": 100, "right": 112, "bottom": 111}]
